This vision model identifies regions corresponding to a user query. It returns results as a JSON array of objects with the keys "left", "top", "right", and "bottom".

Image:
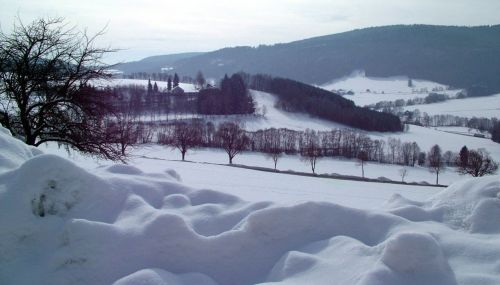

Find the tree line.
[
  {"left": 151, "top": 120, "right": 498, "bottom": 183},
  {"left": 197, "top": 74, "right": 255, "bottom": 115},
  {"left": 240, "top": 73, "right": 403, "bottom": 132},
  {"left": 367, "top": 92, "right": 462, "bottom": 113},
  {"left": 125, "top": 72, "right": 192, "bottom": 85}
]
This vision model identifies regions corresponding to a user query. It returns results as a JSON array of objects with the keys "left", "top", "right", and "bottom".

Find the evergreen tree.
[
  {"left": 173, "top": 73, "right": 180, "bottom": 87},
  {"left": 220, "top": 74, "right": 233, "bottom": 114},
  {"left": 146, "top": 79, "right": 153, "bottom": 107},
  {"left": 153, "top": 82, "right": 159, "bottom": 93},
  {"left": 167, "top": 76, "right": 172, "bottom": 91},
  {"left": 147, "top": 79, "right": 153, "bottom": 93}
]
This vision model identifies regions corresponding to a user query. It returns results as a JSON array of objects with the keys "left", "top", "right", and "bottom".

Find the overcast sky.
[{"left": 1, "top": 0, "right": 499, "bottom": 63}]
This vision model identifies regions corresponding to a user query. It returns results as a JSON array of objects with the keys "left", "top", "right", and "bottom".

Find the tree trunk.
[
  {"left": 361, "top": 162, "right": 364, "bottom": 178},
  {"left": 181, "top": 151, "right": 186, "bottom": 161},
  {"left": 436, "top": 172, "right": 439, "bottom": 185}
]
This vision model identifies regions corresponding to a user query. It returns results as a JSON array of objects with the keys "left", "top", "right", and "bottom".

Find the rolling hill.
[{"left": 117, "top": 25, "right": 500, "bottom": 95}]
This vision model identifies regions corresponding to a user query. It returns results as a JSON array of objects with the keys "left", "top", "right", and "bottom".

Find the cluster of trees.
[
  {"left": 399, "top": 110, "right": 499, "bottom": 142},
  {"left": 88, "top": 83, "right": 196, "bottom": 121},
  {"left": 456, "top": 146, "right": 499, "bottom": 177},
  {"left": 125, "top": 72, "right": 190, "bottom": 85},
  {"left": 402, "top": 111, "right": 497, "bottom": 131},
  {"left": 425, "top": 145, "right": 498, "bottom": 184},
  {"left": 197, "top": 74, "right": 255, "bottom": 115},
  {"left": 241, "top": 73, "right": 403, "bottom": 132},
  {"left": 368, "top": 92, "right": 456, "bottom": 113}
]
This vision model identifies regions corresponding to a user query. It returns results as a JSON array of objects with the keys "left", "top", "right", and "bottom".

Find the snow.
[
  {"left": 404, "top": 93, "right": 500, "bottom": 118},
  {"left": 113, "top": 269, "right": 217, "bottom": 285},
  {"left": 2, "top": 125, "right": 500, "bottom": 285},
  {"left": 94, "top": 78, "right": 198, "bottom": 93},
  {"left": 320, "top": 71, "right": 458, "bottom": 106},
  {"left": 233, "top": 91, "right": 346, "bottom": 131},
  {"left": 248, "top": 91, "right": 499, "bottom": 162},
  {"left": 42, "top": 144, "right": 439, "bottom": 208},
  {"left": 433, "top": 126, "right": 491, "bottom": 138},
  {"left": 372, "top": 124, "right": 500, "bottom": 161},
  {"left": 321, "top": 71, "right": 498, "bottom": 121}
]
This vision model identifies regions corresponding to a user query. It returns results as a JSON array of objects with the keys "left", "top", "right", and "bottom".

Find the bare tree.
[
  {"left": 195, "top": 71, "right": 206, "bottom": 90},
  {"left": 0, "top": 17, "right": 121, "bottom": 159},
  {"left": 106, "top": 105, "right": 139, "bottom": 156},
  {"left": 387, "top": 137, "right": 400, "bottom": 164},
  {"left": 216, "top": 122, "right": 249, "bottom": 164},
  {"left": 300, "top": 129, "right": 322, "bottom": 174},
  {"left": 457, "top": 148, "right": 498, "bottom": 177},
  {"left": 169, "top": 121, "right": 202, "bottom": 161},
  {"left": 263, "top": 128, "right": 282, "bottom": 170},
  {"left": 427, "top": 144, "right": 445, "bottom": 185},
  {"left": 357, "top": 150, "right": 369, "bottom": 178},
  {"left": 443, "top": 151, "right": 456, "bottom": 166},
  {"left": 399, "top": 168, "right": 409, "bottom": 182}
]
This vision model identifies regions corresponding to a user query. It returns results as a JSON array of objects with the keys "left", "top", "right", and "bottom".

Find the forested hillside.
[
  {"left": 243, "top": 73, "right": 403, "bottom": 132},
  {"left": 118, "top": 25, "right": 500, "bottom": 95}
]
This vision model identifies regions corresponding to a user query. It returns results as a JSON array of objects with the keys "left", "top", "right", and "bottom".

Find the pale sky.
[{"left": 1, "top": 0, "right": 499, "bottom": 63}]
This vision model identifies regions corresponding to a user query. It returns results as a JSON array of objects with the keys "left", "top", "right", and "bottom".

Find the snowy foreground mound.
[{"left": 1, "top": 127, "right": 500, "bottom": 285}]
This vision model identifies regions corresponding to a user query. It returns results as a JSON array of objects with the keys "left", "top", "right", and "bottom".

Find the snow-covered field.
[
  {"left": 2, "top": 124, "right": 500, "bottom": 285},
  {"left": 434, "top": 126, "right": 492, "bottom": 138},
  {"left": 321, "top": 72, "right": 499, "bottom": 119},
  {"left": 93, "top": 78, "right": 499, "bottom": 161},
  {"left": 320, "top": 71, "right": 459, "bottom": 106},
  {"left": 42, "top": 144, "right": 440, "bottom": 208},
  {"left": 247, "top": 92, "right": 499, "bottom": 161},
  {"left": 86, "top": 79, "right": 499, "bottom": 164},
  {"left": 404, "top": 93, "right": 500, "bottom": 118},
  {"left": 372, "top": 124, "right": 500, "bottom": 162}
]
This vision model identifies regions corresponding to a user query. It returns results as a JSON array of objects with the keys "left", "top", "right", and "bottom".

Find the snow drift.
[{"left": 0, "top": 126, "right": 499, "bottom": 285}]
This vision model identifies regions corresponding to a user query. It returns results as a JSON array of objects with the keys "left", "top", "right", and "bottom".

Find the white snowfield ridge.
[{"left": 1, "top": 126, "right": 500, "bottom": 285}]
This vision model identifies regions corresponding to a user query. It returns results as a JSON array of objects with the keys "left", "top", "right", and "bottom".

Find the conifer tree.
[
  {"left": 173, "top": 73, "right": 180, "bottom": 87},
  {"left": 167, "top": 76, "right": 172, "bottom": 91}
]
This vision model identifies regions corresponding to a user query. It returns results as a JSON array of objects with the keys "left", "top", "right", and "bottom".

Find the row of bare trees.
[
  {"left": 158, "top": 121, "right": 248, "bottom": 164},
  {"left": 151, "top": 120, "right": 498, "bottom": 182}
]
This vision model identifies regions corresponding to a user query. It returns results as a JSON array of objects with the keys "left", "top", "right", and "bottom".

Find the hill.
[
  {"left": 114, "top": 52, "right": 204, "bottom": 74},
  {"left": 118, "top": 25, "right": 500, "bottom": 94}
]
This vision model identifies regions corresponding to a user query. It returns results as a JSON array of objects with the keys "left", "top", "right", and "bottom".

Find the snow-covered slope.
[
  {"left": 404, "top": 93, "right": 500, "bottom": 118},
  {"left": 235, "top": 91, "right": 346, "bottom": 131},
  {"left": 321, "top": 71, "right": 458, "bottom": 106},
  {"left": 373, "top": 124, "right": 500, "bottom": 161},
  {"left": 2, "top": 126, "right": 500, "bottom": 285},
  {"left": 247, "top": 92, "right": 500, "bottom": 161}
]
